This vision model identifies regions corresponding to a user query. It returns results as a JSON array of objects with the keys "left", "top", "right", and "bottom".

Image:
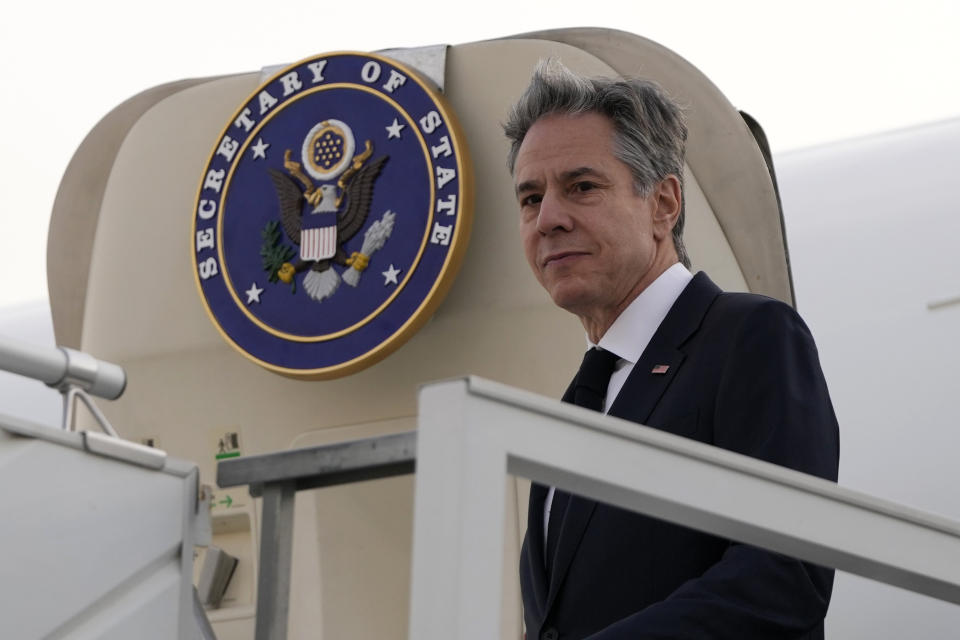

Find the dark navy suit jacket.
[{"left": 520, "top": 272, "right": 840, "bottom": 640}]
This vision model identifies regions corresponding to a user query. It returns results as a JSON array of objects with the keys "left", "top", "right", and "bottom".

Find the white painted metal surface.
[
  {"left": 410, "top": 377, "right": 960, "bottom": 639},
  {"left": 0, "top": 414, "right": 207, "bottom": 639}
]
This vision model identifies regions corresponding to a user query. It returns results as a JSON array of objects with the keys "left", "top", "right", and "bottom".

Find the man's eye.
[
  {"left": 520, "top": 194, "right": 542, "bottom": 207},
  {"left": 574, "top": 181, "right": 597, "bottom": 193}
]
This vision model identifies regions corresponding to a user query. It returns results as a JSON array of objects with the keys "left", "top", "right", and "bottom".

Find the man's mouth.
[{"left": 543, "top": 251, "right": 588, "bottom": 268}]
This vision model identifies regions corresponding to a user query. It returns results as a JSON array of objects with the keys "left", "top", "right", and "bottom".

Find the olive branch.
[{"left": 259, "top": 221, "right": 296, "bottom": 293}]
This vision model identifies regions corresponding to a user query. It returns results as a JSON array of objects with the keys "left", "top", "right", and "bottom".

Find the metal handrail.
[
  {"left": 217, "top": 376, "right": 960, "bottom": 640},
  {"left": 0, "top": 334, "right": 126, "bottom": 434},
  {"left": 217, "top": 431, "right": 416, "bottom": 640},
  {"left": 409, "top": 377, "right": 960, "bottom": 639}
]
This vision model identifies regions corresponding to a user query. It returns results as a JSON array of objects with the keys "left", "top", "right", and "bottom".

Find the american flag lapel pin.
[{"left": 651, "top": 364, "right": 670, "bottom": 375}]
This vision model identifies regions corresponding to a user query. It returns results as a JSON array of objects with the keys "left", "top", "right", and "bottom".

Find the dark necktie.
[{"left": 545, "top": 347, "right": 620, "bottom": 571}]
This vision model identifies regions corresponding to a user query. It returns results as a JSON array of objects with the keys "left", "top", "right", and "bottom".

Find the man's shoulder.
[
  {"left": 711, "top": 289, "right": 797, "bottom": 318},
  {"left": 684, "top": 272, "right": 794, "bottom": 314},
  {"left": 702, "top": 287, "right": 817, "bottom": 354},
  {"left": 670, "top": 272, "right": 809, "bottom": 348},
  {"left": 679, "top": 271, "right": 810, "bottom": 341}
]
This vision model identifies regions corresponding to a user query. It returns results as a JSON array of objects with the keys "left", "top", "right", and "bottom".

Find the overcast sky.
[{"left": 2, "top": 0, "right": 959, "bottom": 309}]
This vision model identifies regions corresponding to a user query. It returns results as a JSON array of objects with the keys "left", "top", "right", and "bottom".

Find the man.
[{"left": 504, "top": 60, "right": 840, "bottom": 639}]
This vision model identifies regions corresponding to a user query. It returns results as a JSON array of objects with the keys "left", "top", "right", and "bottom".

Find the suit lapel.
[
  {"left": 608, "top": 347, "right": 685, "bottom": 425},
  {"left": 524, "top": 483, "right": 550, "bottom": 614},
  {"left": 542, "top": 272, "right": 721, "bottom": 612},
  {"left": 609, "top": 271, "right": 720, "bottom": 423},
  {"left": 546, "top": 494, "right": 597, "bottom": 612},
  {"left": 539, "top": 375, "right": 599, "bottom": 611}
]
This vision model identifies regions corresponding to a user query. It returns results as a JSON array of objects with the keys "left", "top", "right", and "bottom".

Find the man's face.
[{"left": 514, "top": 112, "right": 677, "bottom": 331}]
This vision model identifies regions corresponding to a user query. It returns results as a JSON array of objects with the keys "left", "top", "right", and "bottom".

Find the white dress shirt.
[{"left": 543, "top": 263, "right": 693, "bottom": 541}]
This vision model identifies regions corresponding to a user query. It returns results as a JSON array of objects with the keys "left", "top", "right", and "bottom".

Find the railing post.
[
  {"left": 254, "top": 481, "right": 296, "bottom": 640},
  {"left": 410, "top": 379, "right": 509, "bottom": 640}
]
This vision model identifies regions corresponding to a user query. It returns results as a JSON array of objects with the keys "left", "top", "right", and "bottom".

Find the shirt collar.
[{"left": 588, "top": 263, "right": 693, "bottom": 363}]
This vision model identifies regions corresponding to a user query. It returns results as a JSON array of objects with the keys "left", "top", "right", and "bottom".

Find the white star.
[
  {"left": 385, "top": 118, "right": 405, "bottom": 140},
  {"left": 251, "top": 137, "right": 270, "bottom": 159},
  {"left": 245, "top": 282, "right": 264, "bottom": 304},
  {"left": 382, "top": 264, "right": 401, "bottom": 285}
]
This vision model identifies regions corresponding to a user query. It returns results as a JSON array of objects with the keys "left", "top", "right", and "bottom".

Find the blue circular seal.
[{"left": 192, "top": 52, "right": 472, "bottom": 378}]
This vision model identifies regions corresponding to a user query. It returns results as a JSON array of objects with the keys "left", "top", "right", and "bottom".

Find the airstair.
[
  {"left": 0, "top": 337, "right": 215, "bottom": 639},
  {"left": 4, "top": 337, "right": 960, "bottom": 639}
]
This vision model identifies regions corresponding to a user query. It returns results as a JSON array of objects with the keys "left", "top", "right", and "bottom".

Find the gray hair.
[{"left": 504, "top": 59, "right": 690, "bottom": 268}]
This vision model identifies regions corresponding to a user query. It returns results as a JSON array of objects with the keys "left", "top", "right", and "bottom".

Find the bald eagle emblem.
[{"left": 264, "top": 119, "right": 392, "bottom": 303}]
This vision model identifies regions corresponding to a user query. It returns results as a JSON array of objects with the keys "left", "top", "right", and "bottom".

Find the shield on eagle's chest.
[{"left": 300, "top": 211, "right": 338, "bottom": 261}]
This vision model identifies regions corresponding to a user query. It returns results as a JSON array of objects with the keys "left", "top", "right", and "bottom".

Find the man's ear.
[{"left": 652, "top": 175, "right": 682, "bottom": 240}]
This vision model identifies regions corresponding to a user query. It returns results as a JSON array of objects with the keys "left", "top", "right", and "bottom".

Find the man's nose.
[{"left": 536, "top": 192, "right": 574, "bottom": 234}]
